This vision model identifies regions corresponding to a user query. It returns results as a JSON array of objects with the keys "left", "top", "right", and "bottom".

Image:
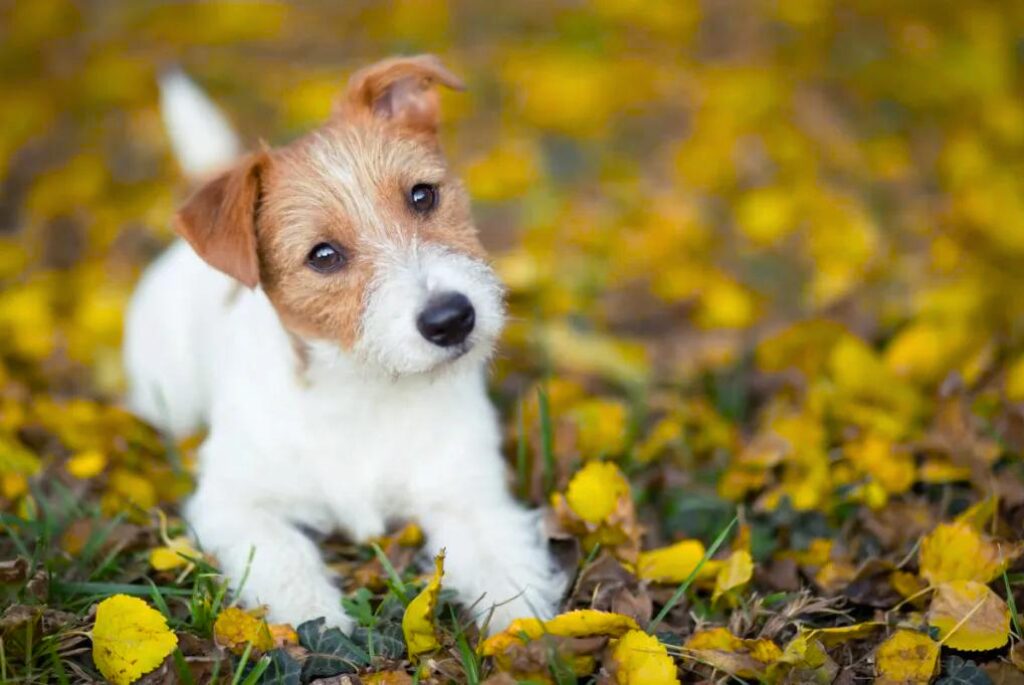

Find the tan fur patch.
[{"left": 255, "top": 118, "right": 483, "bottom": 349}]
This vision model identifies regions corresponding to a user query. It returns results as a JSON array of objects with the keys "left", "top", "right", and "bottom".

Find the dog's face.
[{"left": 173, "top": 56, "right": 504, "bottom": 375}]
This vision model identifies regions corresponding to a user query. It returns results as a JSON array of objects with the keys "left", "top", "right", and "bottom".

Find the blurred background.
[{"left": 1, "top": 0, "right": 1024, "bottom": 526}]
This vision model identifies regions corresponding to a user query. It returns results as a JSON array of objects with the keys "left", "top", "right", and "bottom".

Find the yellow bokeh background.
[{"left": 1, "top": 0, "right": 1023, "bottom": 516}]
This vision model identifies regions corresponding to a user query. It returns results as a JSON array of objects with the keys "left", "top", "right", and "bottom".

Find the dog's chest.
[{"left": 231, "top": 364, "right": 490, "bottom": 535}]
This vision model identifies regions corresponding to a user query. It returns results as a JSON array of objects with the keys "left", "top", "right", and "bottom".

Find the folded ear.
[
  {"left": 173, "top": 151, "right": 267, "bottom": 288},
  {"left": 335, "top": 54, "right": 464, "bottom": 136}
]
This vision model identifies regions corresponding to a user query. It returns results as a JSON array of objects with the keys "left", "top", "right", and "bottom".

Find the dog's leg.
[
  {"left": 419, "top": 493, "right": 566, "bottom": 633},
  {"left": 187, "top": 487, "right": 352, "bottom": 632}
]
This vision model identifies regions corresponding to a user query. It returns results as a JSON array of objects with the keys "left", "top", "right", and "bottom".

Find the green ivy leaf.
[{"left": 296, "top": 618, "right": 370, "bottom": 680}]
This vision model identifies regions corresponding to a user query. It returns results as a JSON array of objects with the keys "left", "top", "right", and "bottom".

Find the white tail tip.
[{"left": 158, "top": 69, "right": 241, "bottom": 178}]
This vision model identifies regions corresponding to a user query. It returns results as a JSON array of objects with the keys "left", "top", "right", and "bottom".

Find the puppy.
[{"left": 124, "top": 56, "right": 565, "bottom": 633}]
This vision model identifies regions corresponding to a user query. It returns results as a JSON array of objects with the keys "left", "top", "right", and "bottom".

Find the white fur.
[{"left": 123, "top": 73, "right": 565, "bottom": 634}]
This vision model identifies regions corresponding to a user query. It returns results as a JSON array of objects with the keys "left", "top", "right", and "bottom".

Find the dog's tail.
[{"left": 158, "top": 68, "right": 241, "bottom": 178}]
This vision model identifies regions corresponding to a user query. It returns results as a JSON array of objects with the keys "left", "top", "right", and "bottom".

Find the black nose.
[{"left": 417, "top": 292, "right": 475, "bottom": 347}]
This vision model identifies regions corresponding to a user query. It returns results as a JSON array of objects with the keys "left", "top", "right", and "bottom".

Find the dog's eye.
[
  {"left": 306, "top": 242, "right": 346, "bottom": 273},
  {"left": 409, "top": 183, "right": 437, "bottom": 213}
]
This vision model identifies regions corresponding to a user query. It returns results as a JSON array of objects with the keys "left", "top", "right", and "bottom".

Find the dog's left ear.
[
  {"left": 173, "top": 151, "right": 268, "bottom": 289},
  {"left": 335, "top": 55, "right": 464, "bottom": 137}
]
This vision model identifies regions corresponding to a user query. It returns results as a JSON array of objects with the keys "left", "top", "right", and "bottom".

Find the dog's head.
[{"left": 174, "top": 55, "right": 504, "bottom": 376}]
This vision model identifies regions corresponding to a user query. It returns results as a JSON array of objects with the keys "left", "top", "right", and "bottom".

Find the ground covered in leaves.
[{"left": 2, "top": 1, "right": 1024, "bottom": 683}]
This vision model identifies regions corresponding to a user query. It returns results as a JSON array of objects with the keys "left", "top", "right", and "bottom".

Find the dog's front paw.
[
  {"left": 261, "top": 588, "right": 353, "bottom": 634},
  {"left": 484, "top": 564, "right": 569, "bottom": 634}
]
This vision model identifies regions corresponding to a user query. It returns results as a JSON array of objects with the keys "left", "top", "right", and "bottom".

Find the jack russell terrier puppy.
[{"left": 124, "top": 55, "right": 565, "bottom": 633}]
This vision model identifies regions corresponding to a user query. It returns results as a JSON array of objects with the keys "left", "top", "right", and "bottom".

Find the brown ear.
[
  {"left": 173, "top": 152, "right": 267, "bottom": 288},
  {"left": 335, "top": 54, "right": 464, "bottom": 135}
]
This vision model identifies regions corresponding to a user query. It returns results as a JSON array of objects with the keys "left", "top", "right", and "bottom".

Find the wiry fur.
[{"left": 124, "top": 57, "right": 565, "bottom": 632}]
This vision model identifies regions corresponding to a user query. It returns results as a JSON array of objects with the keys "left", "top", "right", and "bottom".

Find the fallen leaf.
[
  {"left": 482, "top": 608, "right": 639, "bottom": 679},
  {"left": 552, "top": 460, "right": 641, "bottom": 562},
  {"left": 803, "top": 622, "right": 883, "bottom": 647},
  {"left": 684, "top": 626, "right": 781, "bottom": 678},
  {"left": 482, "top": 609, "right": 639, "bottom": 650},
  {"left": 269, "top": 623, "right": 299, "bottom": 647},
  {"left": 563, "top": 460, "right": 631, "bottom": 524},
  {"left": 928, "top": 579, "right": 1011, "bottom": 651},
  {"left": 712, "top": 549, "right": 753, "bottom": 603},
  {"left": 919, "top": 521, "right": 1020, "bottom": 585},
  {"left": 213, "top": 606, "right": 274, "bottom": 655},
  {"left": 0, "top": 558, "right": 28, "bottom": 584},
  {"left": 66, "top": 448, "right": 107, "bottom": 479},
  {"left": 636, "top": 539, "right": 711, "bottom": 584},
  {"left": 1011, "top": 641, "right": 1024, "bottom": 671},
  {"left": 402, "top": 549, "right": 444, "bottom": 660},
  {"left": 766, "top": 634, "right": 838, "bottom": 684},
  {"left": 149, "top": 536, "right": 200, "bottom": 571},
  {"left": 91, "top": 595, "right": 178, "bottom": 685},
  {"left": 874, "top": 629, "right": 939, "bottom": 685},
  {"left": 609, "top": 629, "right": 680, "bottom": 685},
  {"left": 544, "top": 609, "right": 639, "bottom": 639},
  {"left": 363, "top": 671, "right": 414, "bottom": 685},
  {"left": 955, "top": 496, "right": 999, "bottom": 532},
  {"left": 983, "top": 659, "right": 1024, "bottom": 685}
]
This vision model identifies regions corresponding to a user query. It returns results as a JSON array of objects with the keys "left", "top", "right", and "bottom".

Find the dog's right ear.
[
  {"left": 173, "top": 151, "right": 267, "bottom": 289},
  {"left": 334, "top": 55, "right": 464, "bottom": 138}
]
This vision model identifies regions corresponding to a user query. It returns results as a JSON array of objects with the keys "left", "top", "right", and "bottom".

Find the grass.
[{"left": 647, "top": 514, "right": 739, "bottom": 633}]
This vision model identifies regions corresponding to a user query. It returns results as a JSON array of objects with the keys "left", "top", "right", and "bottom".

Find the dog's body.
[{"left": 124, "top": 58, "right": 564, "bottom": 632}]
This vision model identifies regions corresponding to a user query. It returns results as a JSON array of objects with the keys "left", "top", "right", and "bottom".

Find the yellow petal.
[
  {"left": 402, "top": 550, "right": 444, "bottom": 660},
  {"left": 564, "top": 461, "right": 631, "bottom": 524},
  {"left": 92, "top": 595, "right": 178, "bottom": 685},
  {"left": 213, "top": 607, "right": 274, "bottom": 655},
  {"left": 611, "top": 630, "right": 680, "bottom": 685},
  {"left": 874, "top": 630, "right": 939, "bottom": 685},
  {"left": 928, "top": 580, "right": 1011, "bottom": 651}
]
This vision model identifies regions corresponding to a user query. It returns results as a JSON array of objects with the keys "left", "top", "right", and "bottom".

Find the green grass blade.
[
  {"left": 371, "top": 542, "right": 410, "bottom": 604},
  {"left": 173, "top": 648, "right": 197, "bottom": 685},
  {"left": 647, "top": 514, "right": 738, "bottom": 633},
  {"left": 230, "top": 642, "right": 253, "bottom": 685},
  {"left": 516, "top": 396, "right": 530, "bottom": 500},
  {"left": 239, "top": 655, "right": 270, "bottom": 685},
  {"left": 537, "top": 386, "right": 555, "bottom": 496},
  {"left": 52, "top": 580, "right": 194, "bottom": 597},
  {"left": 1005, "top": 571, "right": 1022, "bottom": 638}
]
